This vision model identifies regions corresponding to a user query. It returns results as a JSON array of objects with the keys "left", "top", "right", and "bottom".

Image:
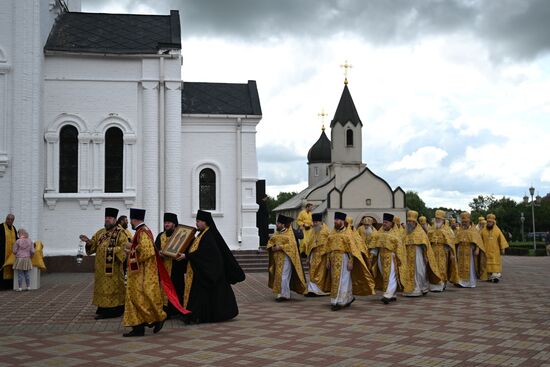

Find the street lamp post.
[
  {"left": 525, "top": 186, "right": 541, "bottom": 252},
  {"left": 520, "top": 212, "right": 525, "bottom": 242}
]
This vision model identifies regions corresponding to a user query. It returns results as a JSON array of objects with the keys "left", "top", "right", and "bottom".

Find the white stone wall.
[
  {"left": 340, "top": 169, "right": 394, "bottom": 209},
  {"left": 308, "top": 162, "right": 330, "bottom": 186},
  {"left": 181, "top": 115, "right": 260, "bottom": 250},
  {"left": 330, "top": 121, "right": 362, "bottom": 165},
  {"left": 41, "top": 52, "right": 183, "bottom": 254}
]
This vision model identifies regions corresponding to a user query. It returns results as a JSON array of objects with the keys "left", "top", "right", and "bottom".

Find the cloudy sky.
[{"left": 83, "top": 0, "right": 550, "bottom": 210}]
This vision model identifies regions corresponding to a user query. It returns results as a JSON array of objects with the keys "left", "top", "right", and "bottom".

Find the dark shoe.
[
  {"left": 344, "top": 297, "right": 356, "bottom": 307},
  {"left": 123, "top": 327, "right": 144, "bottom": 337},
  {"left": 381, "top": 297, "right": 390, "bottom": 304},
  {"left": 454, "top": 283, "right": 464, "bottom": 288},
  {"left": 390, "top": 297, "right": 397, "bottom": 302},
  {"left": 331, "top": 304, "right": 342, "bottom": 311},
  {"left": 275, "top": 297, "right": 289, "bottom": 302},
  {"left": 422, "top": 291, "right": 428, "bottom": 297},
  {"left": 153, "top": 319, "right": 165, "bottom": 334},
  {"left": 493, "top": 278, "right": 499, "bottom": 283},
  {"left": 304, "top": 292, "right": 318, "bottom": 298}
]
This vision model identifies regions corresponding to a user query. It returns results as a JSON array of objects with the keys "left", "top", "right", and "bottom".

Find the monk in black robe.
[{"left": 181, "top": 210, "right": 245, "bottom": 323}]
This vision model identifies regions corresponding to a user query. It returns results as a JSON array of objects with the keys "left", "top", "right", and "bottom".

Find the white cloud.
[
  {"left": 541, "top": 167, "right": 550, "bottom": 183},
  {"left": 388, "top": 146, "right": 448, "bottom": 171}
]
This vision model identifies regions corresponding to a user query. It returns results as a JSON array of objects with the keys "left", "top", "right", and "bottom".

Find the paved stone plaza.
[{"left": 0, "top": 256, "right": 549, "bottom": 366}]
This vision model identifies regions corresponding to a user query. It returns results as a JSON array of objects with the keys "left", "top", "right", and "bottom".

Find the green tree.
[
  {"left": 266, "top": 191, "right": 297, "bottom": 223},
  {"left": 468, "top": 195, "right": 496, "bottom": 220},
  {"left": 405, "top": 191, "right": 430, "bottom": 217}
]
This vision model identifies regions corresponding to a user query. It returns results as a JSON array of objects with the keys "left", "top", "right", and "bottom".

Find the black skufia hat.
[
  {"left": 334, "top": 211, "right": 347, "bottom": 221},
  {"left": 105, "top": 207, "right": 119, "bottom": 218},
  {"left": 276, "top": 214, "right": 294, "bottom": 225},
  {"left": 129, "top": 208, "right": 146, "bottom": 221},
  {"left": 163, "top": 212, "right": 178, "bottom": 225}
]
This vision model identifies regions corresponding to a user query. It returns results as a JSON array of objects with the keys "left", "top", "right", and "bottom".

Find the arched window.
[
  {"left": 105, "top": 127, "right": 124, "bottom": 193},
  {"left": 346, "top": 129, "right": 354, "bottom": 147},
  {"left": 199, "top": 168, "right": 216, "bottom": 210},
  {"left": 59, "top": 125, "right": 78, "bottom": 193}
]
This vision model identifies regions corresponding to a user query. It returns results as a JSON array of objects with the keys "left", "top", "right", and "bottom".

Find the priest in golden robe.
[
  {"left": 123, "top": 208, "right": 166, "bottom": 337},
  {"left": 326, "top": 211, "right": 375, "bottom": 311},
  {"left": 393, "top": 215, "right": 405, "bottom": 237},
  {"left": 0, "top": 213, "right": 17, "bottom": 289},
  {"left": 301, "top": 213, "right": 330, "bottom": 296},
  {"left": 455, "top": 212, "right": 486, "bottom": 288},
  {"left": 476, "top": 216, "right": 486, "bottom": 232},
  {"left": 419, "top": 216, "right": 429, "bottom": 233},
  {"left": 357, "top": 216, "right": 377, "bottom": 248},
  {"left": 346, "top": 216, "right": 370, "bottom": 264},
  {"left": 369, "top": 213, "right": 410, "bottom": 304},
  {"left": 79, "top": 207, "right": 129, "bottom": 319},
  {"left": 297, "top": 203, "right": 314, "bottom": 246},
  {"left": 480, "top": 213, "right": 508, "bottom": 283},
  {"left": 402, "top": 210, "right": 442, "bottom": 297},
  {"left": 267, "top": 214, "right": 307, "bottom": 301},
  {"left": 427, "top": 210, "right": 458, "bottom": 292}
]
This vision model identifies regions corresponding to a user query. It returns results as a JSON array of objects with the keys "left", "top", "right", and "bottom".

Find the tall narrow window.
[
  {"left": 59, "top": 125, "right": 79, "bottom": 193},
  {"left": 105, "top": 127, "right": 123, "bottom": 192},
  {"left": 199, "top": 168, "right": 216, "bottom": 210},
  {"left": 346, "top": 129, "right": 354, "bottom": 147},
  {"left": 314, "top": 167, "right": 319, "bottom": 177}
]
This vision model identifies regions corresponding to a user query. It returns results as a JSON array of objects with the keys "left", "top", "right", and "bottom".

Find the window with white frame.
[
  {"left": 104, "top": 126, "right": 123, "bottom": 193},
  {"left": 44, "top": 114, "right": 136, "bottom": 209},
  {"left": 199, "top": 168, "right": 216, "bottom": 210},
  {"left": 59, "top": 125, "right": 79, "bottom": 193}
]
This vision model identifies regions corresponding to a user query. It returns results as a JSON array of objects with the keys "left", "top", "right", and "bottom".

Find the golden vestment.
[
  {"left": 455, "top": 226, "right": 487, "bottom": 281},
  {"left": 267, "top": 228, "right": 307, "bottom": 295},
  {"left": 480, "top": 225, "right": 509, "bottom": 273},
  {"left": 301, "top": 223, "right": 330, "bottom": 292},
  {"left": 402, "top": 225, "right": 443, "bottom": 287},
  {"left": 427, "top": 226, "right": 459, "bottom": 283},
  {"left": 86, "top": 225, "right": 128, "bottom": 308},
  {"left": 297, "top": 210, "right": 313, "bottom": 245},
  {"left": 370, "top": 229, "right": 411, "bottom": 293},
  {"left": 31, "top": 241, "right": 46, "bottom": 270},
  {"left": 358, "top": 225, "right": 377, "bottom": 250},
  {"left": 2, "top": 223, "right": 16, "bottom": 280},
  {"left": 123, "top": 225, "right": 166, "bottom": 327},
  {"left": 326, "top": 228, "right": 375, "bottom": 297}
]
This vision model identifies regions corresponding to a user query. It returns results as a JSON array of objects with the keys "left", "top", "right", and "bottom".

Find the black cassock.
[{"left": 186, "top": 229, "right": 244, "bottom": 323}]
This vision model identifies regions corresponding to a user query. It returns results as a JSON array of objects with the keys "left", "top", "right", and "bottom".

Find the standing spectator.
[
  {"left": 545, "top": 231, "right": 550, "bottom": 256},
  {"left": 12, "top": 228, "right": 34, "bottom": 291}
]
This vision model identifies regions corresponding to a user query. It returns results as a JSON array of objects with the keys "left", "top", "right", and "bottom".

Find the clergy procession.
[
  {"left": 268, "top": 205, "right": 509, "bottom": 310},
  {"left": 75, "top": 207, "right": 245, "bottom": 337}
]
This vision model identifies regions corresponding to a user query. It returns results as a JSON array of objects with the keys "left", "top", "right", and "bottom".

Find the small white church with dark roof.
[
  {"left": 274, "top": 82, "right": 406, "bottom": 226},
  {"left": 0, "top": 0, "right": 261, "bottom": 256}
]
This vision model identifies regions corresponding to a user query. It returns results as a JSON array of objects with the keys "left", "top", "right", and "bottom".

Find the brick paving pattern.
[{"left": 0, "top": 256, "right": 549, "bottom": 366}]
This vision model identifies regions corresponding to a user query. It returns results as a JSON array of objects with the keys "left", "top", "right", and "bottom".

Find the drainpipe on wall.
[
  {"left": 159, "top": 56, "right": 165, "bottom": 230},
  {"left": 236, "top": 117, "right": 242, "bottom": 244}
]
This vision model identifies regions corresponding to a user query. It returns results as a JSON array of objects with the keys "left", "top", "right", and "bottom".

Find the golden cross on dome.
[
  {"left": 318, "top": 108, "right": 328, "bottom": 131},
  {"left": 340, "top": 60, "right": 352, "bottom": 85}
]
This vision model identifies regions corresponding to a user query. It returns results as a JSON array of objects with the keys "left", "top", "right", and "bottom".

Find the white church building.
[
  {"left": 0, "top": 0, "right": 261, "bottom": 255},
  {"left": 274, "top": 82, "right": 406, "bottom": 227}
]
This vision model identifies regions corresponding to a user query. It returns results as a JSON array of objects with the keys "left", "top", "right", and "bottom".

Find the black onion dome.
[{"left": 307, "top": 130, "right": 331, "bottom": 164}]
